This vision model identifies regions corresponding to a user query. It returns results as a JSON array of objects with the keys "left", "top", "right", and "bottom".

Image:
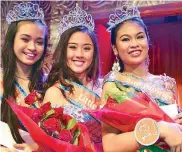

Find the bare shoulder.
[
  {"left": 43, "top": 86, "right": 66, "bottom": 106},
  {"left": 45, "top": 86, "right": 61, "bottom": 96}
]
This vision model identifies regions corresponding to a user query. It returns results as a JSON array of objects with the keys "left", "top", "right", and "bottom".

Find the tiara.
[
  {"left": 6, "top": 2, "right": 45, "bottom": 24},
  {"left": 59, "top": 5, "right": 95, "bottom": 35},
  {"left": 107, "top": 3, "right": 141, "bottom": 32}
]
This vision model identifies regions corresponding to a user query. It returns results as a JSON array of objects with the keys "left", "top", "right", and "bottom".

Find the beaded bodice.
[
  {"left": 63, "top": 104, "right": 101, "bottom": 143},
  {"left": 104, "top": 71, "right": 177, "bottom": 106}
]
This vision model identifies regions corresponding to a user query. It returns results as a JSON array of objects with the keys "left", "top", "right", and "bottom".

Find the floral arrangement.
[
  {"left": 87, "top": 82, "right": 174, "bottom": 151},
  {"left": 6, "top": 91, "right": 94, "bottom": 152},
  {"left": 24, "top": 91, "right": 80, "bottom": 145}
]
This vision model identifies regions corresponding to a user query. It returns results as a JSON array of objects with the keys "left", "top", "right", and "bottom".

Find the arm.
[
  {"left": 0, "top": 143, "right": 40, "bottom": 152},
  {"left": 101, "top": 82, "right": 141, "bottom": 152},
  {"left": 0, "top": 146, "right": 17, "bottom": 152},
  {"left": 103, "top": 117, "right": 182, "bottom": 152},
  {"left": 102, "top": 123, "right": 141, "bottom": 152},
  {"left": 101, "top": 82, "right": 182, "bottom": 151},
  {"left": 13, "top": 143, "right": 40, "bottom": 152}
]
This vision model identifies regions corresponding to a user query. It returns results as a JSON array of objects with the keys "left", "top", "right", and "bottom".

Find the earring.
[{"left": 112, "top": 56, "right": 120, "bottom": 72}]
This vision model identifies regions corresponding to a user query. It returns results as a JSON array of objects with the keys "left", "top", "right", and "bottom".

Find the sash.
[
  {"left": 14, "top": 81, "right": 28, "bottom": 97},
  {"left": 57, "top": 81, "right": 101, "bottom": 110},
  {"left": 0, "top": 82, "right": 27, "bottom": 101},
  {"left": 104, "top": 71, "right": 176, "bottom": 105}
]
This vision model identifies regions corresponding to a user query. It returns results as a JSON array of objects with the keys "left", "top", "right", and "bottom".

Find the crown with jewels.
[
  {"left": 59, "top": 5, "right": 95, "bottom": 36},
  {"left": 107, "top": 3, "right": 141, "bottom": 32},
  {"left": 6, "top": 2, "right": 45, "bottom": 24}
]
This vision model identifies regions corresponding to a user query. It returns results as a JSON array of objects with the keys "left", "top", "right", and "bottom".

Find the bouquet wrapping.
[
  {"left": 86, "top": 82, "right": 174, "bottom": 151},
  {"left": 6, "top": 95, "right": 94, "bottom": 152}
]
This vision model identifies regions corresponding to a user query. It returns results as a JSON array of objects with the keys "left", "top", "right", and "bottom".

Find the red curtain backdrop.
[
  {"left": 95, "top": 24, "right": 113, "bottom": 77},
  {"left": 95, "top": 2, "right": 182, "bottom": 107},
  {"left": 148, "top": 22, "right": 182, "bottom": 107}
]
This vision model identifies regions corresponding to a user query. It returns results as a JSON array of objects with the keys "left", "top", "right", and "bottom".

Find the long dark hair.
[
  {"left": 1, "top": 20, "right": 48, "bottom": 143},
  {"left": 43, "top": 26, "right": 100, "bottom": 96},
  {"left": 110, "top": 17, "right": 150, "bottom": 72}
]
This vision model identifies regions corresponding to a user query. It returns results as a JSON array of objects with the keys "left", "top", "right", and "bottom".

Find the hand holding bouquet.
[
  {"left": 6, "top": 92, "right": 94, "bottom": 152},
  {"left": 87, "top": 82, "right": 174, "bottom": 151}
]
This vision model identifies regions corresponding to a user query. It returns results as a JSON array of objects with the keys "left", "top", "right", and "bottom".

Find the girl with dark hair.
[
  {"left": 43, "top": 5, "right": 103, "bottom": 152},
  {"left": 101, "top": 3, "right": 182, "bottom": 152},
  {"left": 0, "top": 2, "right": 48, "bottom": 151}
]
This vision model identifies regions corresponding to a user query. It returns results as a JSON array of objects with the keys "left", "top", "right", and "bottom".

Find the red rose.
[
  {"left": 32, "top": 108, "right": 44, "bottom": 123},
  {"left": 42, "top": 118, "right": 61, "bottom": 133},
  {"left": 58, "top": 130, "right": 73, "bottom": 143},
  {"left": 41, "top": 102, "right": 52, "bottom": 114},
  {"left": 62, "top": 114, "right": 72, "bottom": 125},
  {"left": 52, "top": 107, "right": 64, "bottom": 119},
  {"left": 25, "top": 91, "right": 38, "bottom": 105}
]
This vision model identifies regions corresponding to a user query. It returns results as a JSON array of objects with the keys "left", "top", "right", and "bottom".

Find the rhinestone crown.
[
  {"left": 59, "top": 5, "right": 95, "bottom": 35},
  {"left": 6, "top": 2, "right": 45, "bottom": 24}
]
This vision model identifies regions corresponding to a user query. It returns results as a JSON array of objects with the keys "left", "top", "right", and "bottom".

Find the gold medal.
[{"left": 134, "top": 118, "right": 159, "bottom": 146}]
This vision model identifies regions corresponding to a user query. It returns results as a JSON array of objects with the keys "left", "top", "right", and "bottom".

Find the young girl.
[
  {"left": 43, "top": 5, "right": 103, "bottom": 152},
  {"left": 102, "top": 3, "right": 182, "bottom": 152},
  {"left": 1, "top": 2, "right": 48, "bottom": 151}
]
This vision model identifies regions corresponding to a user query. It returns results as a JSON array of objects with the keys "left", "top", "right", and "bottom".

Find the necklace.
[{"left": 15, "top": 73, "right": 30, "bottom": 80}]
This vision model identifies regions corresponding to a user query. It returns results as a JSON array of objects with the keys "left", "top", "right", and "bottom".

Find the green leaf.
[
  {"left": 115, "top": 95, "right": 129, "bottom": 103},
  {"left": 72, "top": 128, "right": 80, "bottom": 146},
  {"left": 105, "top": 87, "right": 122, "bottom": 98},
  {"left": 73, "top": 128, "right": 81, "bottom": 138},
  {"left": 73, "top": 137, "right": 78, "bottom": 146},
  {"left": 115, "top": 82, "right": 127, "bottom": 91},
  {"left": 104, "top": 82, "right": 137, "bottom": 103},
  {"left": 46, "top": 109, "right": 55, "bottom": 116},
  {"left": 104, "top": 93, "right": 109, "bottom": 100},
  {"left": 66, "top": 118, "right": 76, "bottom": 130},
  {"left": 42, "top": 109, "right": 55, "bottom": 121},
  {"left": 115, "top": 82, "right": 136, "bottom": 94},
  {"left": 60, "top": 122, "right": 66, "bottom": 129},
  {"left": 140, "top": 145, "right": 168, "bottom": 152}
]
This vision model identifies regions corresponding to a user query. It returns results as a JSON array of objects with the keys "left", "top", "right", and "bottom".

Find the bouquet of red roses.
[
  {"left": 86, "top": 82, "right": 174, "bottom": 151},
  {"left": 6, "top": 92, "right": 94, "bottom": 152}
]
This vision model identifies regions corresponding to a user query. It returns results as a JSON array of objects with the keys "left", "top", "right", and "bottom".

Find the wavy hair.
[
  {"left": 1, "top": 19, "right": 48, "bottom": 143},
  {"left": 43, "top": 26, "right": 100, "bottom": 97}
]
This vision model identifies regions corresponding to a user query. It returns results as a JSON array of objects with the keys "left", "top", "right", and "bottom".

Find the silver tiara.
[
  {"left": 107, "top": 3, "right": 141, "bottom": 32},
  {"left": 59, "top": 5, "right": 95, "bottom": 35},
  {"left": 6, "top": 2, "right": 45, "bottom": 24}
]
